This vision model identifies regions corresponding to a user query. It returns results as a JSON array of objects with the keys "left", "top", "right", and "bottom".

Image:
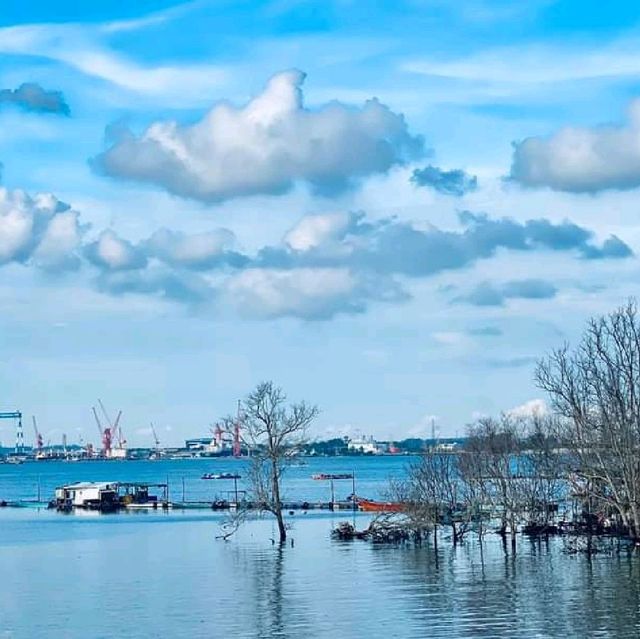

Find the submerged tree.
[
  {"left": 463, "top": 416, "right": 527, "bottom": 552},
  {"left": 536, "top": 300, "right": 640, "bottom": 540},
  {"left": 519, "top": 413, "right": 563, "bottom": 533},
  {"left": 402, "top": 450, "right": 474, "bottom": 546},
  {"left": 239, "top": 381, "right": 318, "bottom": 544}
]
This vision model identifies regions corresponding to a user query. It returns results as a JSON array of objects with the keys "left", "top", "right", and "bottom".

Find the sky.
[{"left": 1, "top": 0, "right": 640, "bottom": 447}]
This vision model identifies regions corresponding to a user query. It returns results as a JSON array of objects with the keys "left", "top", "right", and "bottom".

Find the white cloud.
[
  {"left": 32, "top": 210, "right": 82, "bottom": 270},
  {"left": 507, "top": 398, "right": 548, "bottom": 419},
  {"left": 85, "top": 230, "right": 146, "bottom": 271},
  {"left": 223, "top": 267, "right": 360, "bottom": 320},
  {"left": 0, "top": 22, "right": 227, "bottom": 104},
  {"left": 93, "top": 70, "right": 425, "bottom": 202},
  {"left": 145, "top": 228, "right": 242, "bottom": 270},
  {"left": 69, "top": 50, "right": 227, "bottom": 98},
  {"left": 404, "top": 41, "right": 640, "bottom": 85},
  {"left": 0, "top": 187, "right": 81, "bottom": 270},
  {"left": 223, "top": 266, "right": 405, "bottom": 320},
  {"left": 511, "top": 99, "right": 640, "bottom": 192},
  {"left": 285, "top": 212, "right": 352, "bottom": 251},
  {"left": 407, "top": 413, "right": 440, "bottom": 439},
  {"left": 400, "top": 37, "right": 640, "bottom": 111}
]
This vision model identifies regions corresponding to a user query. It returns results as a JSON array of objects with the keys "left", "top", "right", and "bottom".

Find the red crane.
[{"left": 92, "top": 406, "right": 111, "bottom": 456}]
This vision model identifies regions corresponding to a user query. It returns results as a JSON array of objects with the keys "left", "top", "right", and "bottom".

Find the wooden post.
[{"left": 352, "top": 472, "right": 356, "bottom": 512}]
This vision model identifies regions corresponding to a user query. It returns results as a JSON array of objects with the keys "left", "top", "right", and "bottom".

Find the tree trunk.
[
  {"left": 275, "top": 509, "right": 287, "bottom": 544},
  {"left": 271, "top": 457, "right": 287, "bottom": 543}
]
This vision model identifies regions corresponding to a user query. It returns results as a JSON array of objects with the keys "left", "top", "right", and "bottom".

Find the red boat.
[{"left": 356, "top": 497, "right": 403, "bottom": 513}]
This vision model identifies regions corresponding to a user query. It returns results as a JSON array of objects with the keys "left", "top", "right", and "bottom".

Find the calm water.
[
  {"left": 1, "top": 459, "right": 640, "bottom": 638},
  {"left": 0, "top": 456, "right": 408, "bottom": 503}
]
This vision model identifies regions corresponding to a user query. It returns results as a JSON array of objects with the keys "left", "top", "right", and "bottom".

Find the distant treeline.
[{"left": 303, "top": 437, "right": 466, "bottom": 456}]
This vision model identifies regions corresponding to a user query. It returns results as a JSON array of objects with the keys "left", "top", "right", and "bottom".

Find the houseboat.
[
  {"left": 54, "top": 482, "right": 119, "bottom": 511},
  {"left": 53, "top": 481, "right": 168, "bottom": 512}
]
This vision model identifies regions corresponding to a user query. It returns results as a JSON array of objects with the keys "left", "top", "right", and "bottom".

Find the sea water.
[{"left": 1, "top": 458, "right": 640, "bottom": 638}]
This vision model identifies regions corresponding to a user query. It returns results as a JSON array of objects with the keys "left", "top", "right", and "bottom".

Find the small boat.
[
  {"left": 356, "top": 497, "right": 403, "bottom": 513},
  {"left": 312, "top": 473, "right": 353, "bottom": 480},
  {"left": 201, "top": 472, "right": 241, "bottom": 480}
]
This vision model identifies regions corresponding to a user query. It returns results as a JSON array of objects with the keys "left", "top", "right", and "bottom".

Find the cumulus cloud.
[
  {"left": 510, "top": 100, "right": 640, "bottom": 192},
  {"left": 92, "top": 70, "right": 425, "bottom": 202},
  {"left": 0, "top": 83, "right": 70, "bottom": 115},
  {"left": 222, "top": 267, "right": 407, "bottom": 320},
  {"left": 84, "top": 230, "right": 147, "bottom": 271},
  {"left": 284, "top": 212, "right": 357, "bottom": 252},
  {"left": 32, "top": 210, "right": 83, "bottom": 271},
  {"left": 0, "top": 180, "right": 630, "bottom": 320},
  {"left": 411, "top": 164, "right": 477, "bottom": 196},
  {"left": 455, "top": 279, "right": 557, "bottom": 307},
  {"left": 0, "top": 188, "right": 82, "bottom": 270},
  {"left": 260, "top": 210, "right": 632, "bottom": 278},
  {"left": 581, "top": 235, "right": 633, "bottom": 260},
  {"left": 145, "top": 228, "right": 248, "bottom": 270}
]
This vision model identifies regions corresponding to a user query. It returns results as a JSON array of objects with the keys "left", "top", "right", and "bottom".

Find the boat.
[
  {"left": 311, "top": 473, "right": 353, "bottom": 480},
  {"left": 54, "top": 482, "right": 119, "bottom": 511},
  {"left": 201, "top": 472, "right": 241, "bottom": 480},
  {"left": 355, "top": 497, "right": 403, "bottom": 513},
  {"left": 54, "top": 481, "right": 169, "bottom": 511}
]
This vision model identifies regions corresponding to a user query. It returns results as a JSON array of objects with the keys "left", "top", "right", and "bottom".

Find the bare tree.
[
  {"left": 519, "top": 414, "right": 563, "bottom": 533},
  {"left": 464, "top": 416, "right": 529, "bottom": 552},
  {"left": 536, "top": 300, "right": 640, "bottom": 540},
  {"left": 403, "top": 450, "right": 474, "bottom": 546},
  {"left": 238, "top": 381, "right": 318, "bottom": 544}
]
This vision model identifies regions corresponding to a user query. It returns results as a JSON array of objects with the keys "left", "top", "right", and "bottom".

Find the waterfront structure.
[
  {"left": 184, "top": 435, "right": 231, "bottom": 455},
  {"left": 54, "top": 481, "right": 168, "bottom": 511},
  {"left": 346, "top": 436, "right": 381, "bottom": 455},
  {"left": 55, "top": 482, "right": 119, "bottom": 510},
  {"left": 185, "top": 437, "right": 212, "bottom": 450}
]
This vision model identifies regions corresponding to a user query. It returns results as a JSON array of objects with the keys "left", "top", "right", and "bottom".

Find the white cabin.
[{"left": 55, "top": 482, "right": 118, "bottom": 509}]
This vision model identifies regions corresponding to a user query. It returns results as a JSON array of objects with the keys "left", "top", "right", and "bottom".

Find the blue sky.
[{"left": 1, "top": 0, "right": 640, "bottom": 447}]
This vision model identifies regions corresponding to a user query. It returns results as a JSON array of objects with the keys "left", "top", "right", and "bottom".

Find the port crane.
[
  {"left": 99, "top": 399, "right": 126, "bottom": 449},
  {"left": 0, "top": 411, "right": 24, "bottom": 453},
  {"left": 32, "top": 416, "right": 44, "bottom": 452},
  {"left": 92, "top": 406, "right": 112, "bottom": 456},
  {"left": 150, "top": 422, "right": 160, "bottom": 452},
  {"left": 210, "top": 423, "right": 225, "bottom": 446}
]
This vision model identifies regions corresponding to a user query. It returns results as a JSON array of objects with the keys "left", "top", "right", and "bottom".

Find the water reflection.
[
  {"left": 367, "top": 534, "right": 640, "bottom": 638},
  {"left": 2, "top": 511, "right": 640, "bottom": 638}
]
